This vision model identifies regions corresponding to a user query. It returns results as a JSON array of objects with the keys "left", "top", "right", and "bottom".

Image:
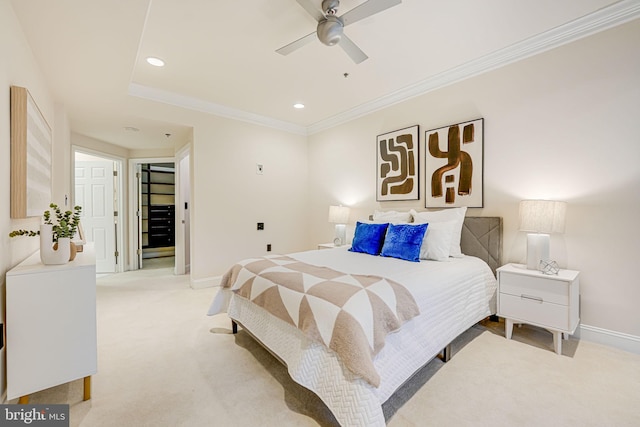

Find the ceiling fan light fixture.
[
  {"left": 317, "top": 16, "right": 343, "bottom": 46},
  {"left": 276, "top": 0, "right": 401, "bottom": 63},
  {"left": 322, "top": 0, "right": 340, "bottom": 15}
]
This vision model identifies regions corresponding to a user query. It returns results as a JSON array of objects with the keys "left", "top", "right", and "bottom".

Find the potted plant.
[
  {"left": 10, "top": 204, "right": 82, "bottom": 264},
  {"left": 43, "top": 203, "right": 82, "bottom": 242}
]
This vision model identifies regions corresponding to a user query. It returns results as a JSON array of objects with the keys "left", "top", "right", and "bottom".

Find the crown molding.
[
  {"left": 129, "top": 0, "right": 640, "bottom": 137},
  {"left": 307, "top": 0, "right": 640, "bottom": 134},
  {"left": 127, "top": 83, "right": 308, "bottom": 136}
]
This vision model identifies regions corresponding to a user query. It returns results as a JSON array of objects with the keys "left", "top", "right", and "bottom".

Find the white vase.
[{"left": 40, "top": 224, "right": 69, "bottom": 265}]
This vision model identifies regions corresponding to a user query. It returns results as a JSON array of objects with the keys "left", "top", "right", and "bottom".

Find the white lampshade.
[
  {"left": 519, "top": 200, "right": 566, "bottom": 234},
  {"left": 519, "top": 200, "right": 567, "bottom": 271},
  {"left": 328, "top": 205, "right": 350, "bottom": 224},
  {"left": 328, "top": 205, "right": 350, "bottom": 246}
]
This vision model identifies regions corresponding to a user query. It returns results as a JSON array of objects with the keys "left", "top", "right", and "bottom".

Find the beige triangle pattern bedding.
[{"left": 220, "top": 255, "right": 420, "bottom": 387}]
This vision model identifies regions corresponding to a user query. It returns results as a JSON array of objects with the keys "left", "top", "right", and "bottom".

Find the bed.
[{"left": 208, "top": 214, "right": 502, "bottom": 426}]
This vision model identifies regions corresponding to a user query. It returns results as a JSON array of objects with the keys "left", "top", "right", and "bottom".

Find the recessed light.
[
  {"left": 124, "top": 126, "right": 140, "bottom": 132},
  {"left": 146, "top": 57, "right": 165, "bottom": 67},
  {"left": 293, "top": 103, "right": 305, "bottom": 109}
]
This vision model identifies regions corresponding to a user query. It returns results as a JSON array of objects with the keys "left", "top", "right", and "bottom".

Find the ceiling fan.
[{"left": 276, "top": 0, "right": 402, "bottom": 64}]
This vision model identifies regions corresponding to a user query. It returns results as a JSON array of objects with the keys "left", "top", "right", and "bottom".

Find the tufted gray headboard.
[
  {"left": 367, "top": 215, "right": 503, "bottom": 276},
  {"left": 461, "top": 217, "right": 503, "bottom": 276}
]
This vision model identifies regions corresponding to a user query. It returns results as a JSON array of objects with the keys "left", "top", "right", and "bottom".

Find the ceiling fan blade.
[
  {"left": 295, "top": 0, "right": 325, "bottom": 22},
  {"left": 276, "top": 31, "right": 317, "bottom": 56},
  {"left": 339, "top": 34, "right": 368, "bottom": 64},
  {"left": 341, "top": 0, "right": 402, "bottom": 27}
]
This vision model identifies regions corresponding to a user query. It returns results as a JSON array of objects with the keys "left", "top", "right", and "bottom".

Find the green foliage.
[
  {"left": 9, "top": 203, "right": 82, "bottom": 242},
  {"left": 44, "top": 203, "right": 82, "bottom": 241},
  {"left": 8, "top": 229, "right": 39, "bottom": 237}
]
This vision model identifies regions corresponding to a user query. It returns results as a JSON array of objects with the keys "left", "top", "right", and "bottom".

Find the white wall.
[
  {"left": 189, "top": 116, "right": 309, "bottom": 284},
  {"left": 0, "top": 0, "right": 70, "bottom": 399},
  {"left": 308, "top": 20, "right": 640, "bottom": 339},
  {"left": 1, "top": 0, "right": 57, "bottom": 267},
  {"left": 52, "top": 105, "right": 71, "bottom": 207}
]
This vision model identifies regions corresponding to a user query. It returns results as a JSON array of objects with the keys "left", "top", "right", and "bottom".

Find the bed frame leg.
[
  {"left": 439, "top": 343, "right": 452, "bottom": 363},
  {"left": 231, "top": 320, "right": 238, "bottom": 334}
]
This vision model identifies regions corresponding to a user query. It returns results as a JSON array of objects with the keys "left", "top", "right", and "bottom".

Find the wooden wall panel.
[
  {"left": 10, "top": 86, "right": 28, "bottom": 218},
  {"left": 10, "top": 86, "right": 51, "bottom": 218}
]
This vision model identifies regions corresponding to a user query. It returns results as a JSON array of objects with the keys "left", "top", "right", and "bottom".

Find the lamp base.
[
  {"left": 334, "top": 224, "right": 346, "bottom": 246},
  {"left": 526, "top": 233, "right": 550, "bottom": 270}
]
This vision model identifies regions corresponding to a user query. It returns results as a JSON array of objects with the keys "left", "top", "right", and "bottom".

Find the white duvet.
[{"left": 209, "top": 247, "right": 497, "bottom": 426}]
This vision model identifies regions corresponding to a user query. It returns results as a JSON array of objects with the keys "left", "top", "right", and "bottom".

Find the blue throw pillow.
[
  {"left": 349, "top": 222, "right": 389, "bottom": 255},
  {"left": 380, "top": 223, "right": 428, "bottom": 262}
]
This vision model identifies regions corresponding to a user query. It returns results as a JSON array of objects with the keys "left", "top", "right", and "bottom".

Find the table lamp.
[
  {"left": 519, "top": 200, "right": 566, "bottom": 270},
  {"left": 328, "top": 205, "right": 350, "bottom": 246}
]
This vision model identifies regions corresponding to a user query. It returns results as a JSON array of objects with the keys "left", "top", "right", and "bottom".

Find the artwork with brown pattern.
[
  {"left": 376, "top": 125, "right": 419, "bottom": 201},
  {"left": 425, "top": 118, "right": 483, "bottom": 208}
]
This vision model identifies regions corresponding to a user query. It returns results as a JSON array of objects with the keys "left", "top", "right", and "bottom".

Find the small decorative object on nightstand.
[
  {"left": 497, "top": 263, "right": 579, "bottom": 355},
  {"left": 539, "top": 259, "right": 560, "bottom": 275}
]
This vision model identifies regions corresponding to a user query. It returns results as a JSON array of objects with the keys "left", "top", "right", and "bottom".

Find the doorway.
[
  {"left": 140, "top": 162, "right": 175, "bottom": 268},
  {"left": 128, "top": 157, "right": 176, "bottom": 272},
  {"left": 129, "top": 155, "right": 190, "bottom": 274},
  {"left": 73, "top": 149, "right": 124, "bottom": 273}
]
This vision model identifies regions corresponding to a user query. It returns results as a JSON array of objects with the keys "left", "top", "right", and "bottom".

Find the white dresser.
[
  {"left": 6, "top": 245, "right": 97, "bottom": 402},
  {"left": 497, "top": 263, "right": 580, "bottom": 355}
]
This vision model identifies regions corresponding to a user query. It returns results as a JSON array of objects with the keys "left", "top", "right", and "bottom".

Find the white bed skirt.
[{"left": 215, "top": 252, "right": 497, "bottom": 426}]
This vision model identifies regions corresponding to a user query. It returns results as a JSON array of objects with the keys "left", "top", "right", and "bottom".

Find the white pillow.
[
  {"left": 413, "top": 221, "right": 455, "bottom": 261},
  {"left": 372, "top": 210, "right": 412, "bottom": 223},
  {"left": 410, "top": 207, "right": 467, "bottom": 257}
]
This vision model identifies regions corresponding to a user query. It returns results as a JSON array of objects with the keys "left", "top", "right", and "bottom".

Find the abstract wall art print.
[
  {"left": 376, "top": 125, "right": 419, "bottom": 201},
  {"left": 425, "top": 118, "right": 483, "bottom": 208}
]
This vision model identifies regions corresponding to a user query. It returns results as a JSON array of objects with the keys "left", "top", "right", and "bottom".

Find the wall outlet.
[
  {"left": 256, "top": 164, "right": 264, "bottom": 175},
  {"left": 257, "top": 222, "right": 264, "bottom": 230}
]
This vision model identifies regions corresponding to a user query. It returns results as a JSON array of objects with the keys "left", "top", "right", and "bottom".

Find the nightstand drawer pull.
[{"left": 521, "top": 294, "right": 543, "bottom": 303}]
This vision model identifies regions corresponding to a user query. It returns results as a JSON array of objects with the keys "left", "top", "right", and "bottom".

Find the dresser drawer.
[
  {"left": 499, "top": 271, "right": 568, "bottom": 305},
  {"left": 499, "top": 293, "right": 570, "bottom": 331}
]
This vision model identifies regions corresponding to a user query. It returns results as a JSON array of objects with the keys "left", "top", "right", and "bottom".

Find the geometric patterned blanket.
[{"left": 219, "top": 255, "right": 420, "bottom": 387}]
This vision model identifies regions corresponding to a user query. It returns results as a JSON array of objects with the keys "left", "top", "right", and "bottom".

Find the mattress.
[{"left": 210, "top": 247, "right": 497, "bottom": 426}]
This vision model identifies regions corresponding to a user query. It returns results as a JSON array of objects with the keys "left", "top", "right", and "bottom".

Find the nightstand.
[
  {"left": 318, "top": 243, "right": 348, "bottom": 250},
  {"left": 497, "top": 263, "right": 580, "bottom": 355}
]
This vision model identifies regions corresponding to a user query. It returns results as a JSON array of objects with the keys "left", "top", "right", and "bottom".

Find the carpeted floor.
[{"left": 12, "top": 266, "right": 640, "bottom": 426}]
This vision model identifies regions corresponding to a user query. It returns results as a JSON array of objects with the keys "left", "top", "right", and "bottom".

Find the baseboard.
[
  {"left": 190, "top": 275, "right": 221, "bottom": 289},
  {"left": 576, "top": 324, "right": 640, "bottom": 354}
]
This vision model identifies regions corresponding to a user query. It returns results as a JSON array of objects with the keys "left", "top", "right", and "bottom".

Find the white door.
[{"left": 75, "top": 160, "right": 116, "bottom": 273}]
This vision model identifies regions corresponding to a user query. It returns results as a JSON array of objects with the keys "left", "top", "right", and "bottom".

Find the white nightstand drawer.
[
  {"left": 499, "top": 272, "right": 568, "bottom": 305},
  {"left": 499, "top": 293, "right": 570, "bottom": 331}
]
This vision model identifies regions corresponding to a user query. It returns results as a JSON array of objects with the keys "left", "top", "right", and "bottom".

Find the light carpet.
[{"left": 12, "top": 266, "right": 640, "bottom": 426}]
